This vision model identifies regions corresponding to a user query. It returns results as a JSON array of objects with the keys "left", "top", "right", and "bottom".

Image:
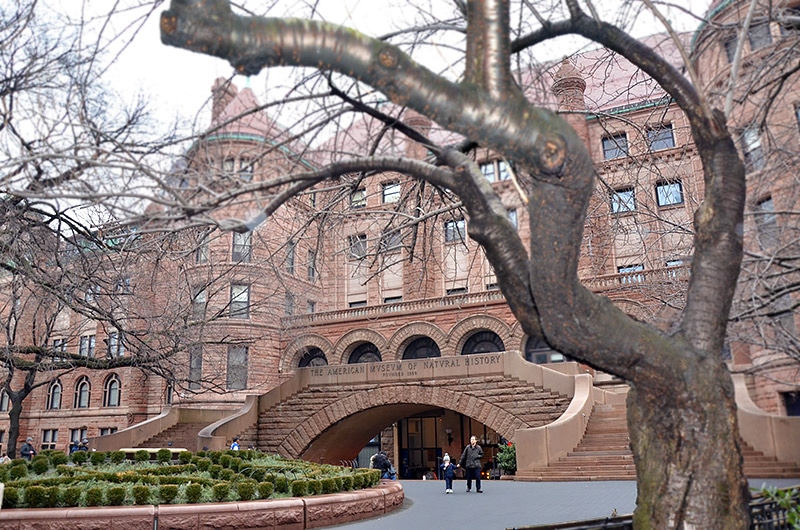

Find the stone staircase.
[
  {"left": 136, "top": 422, "right": 209, "bottom": 451},
  {"left": 517, "top": 402, "right": 800, "bottom": 481},
  {"left": 257, "top": 375, "right": 572, "bottom": 455}
]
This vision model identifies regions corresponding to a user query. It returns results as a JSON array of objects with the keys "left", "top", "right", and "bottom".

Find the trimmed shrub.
[
  {"left": 320, "top": 478, "right": 336, "bottom": 494},
  {"left": 107, "top": 486, "right": 127, "bottom": 506},
  {"left": 71, "top": 451, "right": 89, "bottom": 465},
  {"left": 159, "top": 484, "right": 179, "bottom": 504},
  {"left": 85, "top": 486, "right": 105, "bottom": 507},
  {"left": 219, "top": 468, "right": 236, "bottom": 481},
  {"left": 207, "top": 451, "right": 222, "bottom": 464},
  {"left": 134, "top": 450, "right": 151, "bottom": 463},
  {"left": 212, "top": 482, "right": 230, "bottom": 502},
  {"left": 90, "top": 451, "right": 107, "bottom": 466},
  {"left": 209, "top": 464, "right": 223, "bottom": 479},
  {"left": 248, "top": 467, "right": 265, "bottom": 482},
  {"left": 219, "top": 454, "right": 233, "bottom": 469},
  {"left": 110, "top": 451, "right": 126, "bottom": 464},
  {"left": 290, "top": 479, "right": 308, "bottom": 497},
  {"left": 334, "top": 477, "right": 344, "bottom": 491},
  {"left": 341, "top": 475, "right": 354, "bottom": 490},
  {"left": 196, "top": 458, "right": 212, "bottom": 472},
  {"left": 63, "top": 486, "right": 83, "bottom": 507},
  {"left": 156, "top": 449, "right": 172, "bottom": 464},
  {"left": 44, "top": 486, "right": 61, "bottom": 507},
  {"left": 307, "top": 479, "right": 322, "bottom": 495},
  {"left": 230, "top": 457, "right": 244, "bottom": 472},
  {"left": 178, "top": 451, "right": 193, "bottom": 464},
  {"left": 48, "top": 451, "right": 69, "bottom": 467},
  {"left": 275, "top": 475, "right": 289, "bottom": 494},
  {"left": 2, "top": 486, "right": 19, "bottom": 508},
  {"left": 9, "top": 463, "right": 28, "bottom": 480},
  {"left": 237, "top": 480, "right": 257, "bottom": 501},
  {"left": 185, "top": 483, "right": 204, "bottom": 503},
  {"left": 258, "top": 481, "right": 274, "bottom": 499},
  {"left": 31, "top": 455, "right": 50, "bottom": 475},
  {"left": 352, "top": 473, "right": 363, "bottom": 489},
  {"left": 24, "top": 485, "right": 48, "bottom": 508},
  {"left": 132, "top": 485, "right": 151, "bottom": 505}
]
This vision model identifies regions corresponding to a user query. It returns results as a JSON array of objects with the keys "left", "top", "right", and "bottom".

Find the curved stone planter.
[{"left": 0, "top": 480, "right": 403, "bottom": 530}]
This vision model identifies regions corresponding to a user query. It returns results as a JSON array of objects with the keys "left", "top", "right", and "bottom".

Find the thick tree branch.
[{"left": 465, "top": 0, "right": 513, "bottom": 98}]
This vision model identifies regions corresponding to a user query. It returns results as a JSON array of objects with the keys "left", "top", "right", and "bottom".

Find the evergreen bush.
[
  {"left": 31, "top": 455, "right": 50, "bottom": 475},
  {"left": 156, "top": 449, "right": 172, "bottom": 464},
  {"left": 212, "top": 482, "right": 230, "bottom": 502},
  {"left": 196, "top": 458, "right": 212, "bottom": 472},
  {"left": 134, "top": 450, "right": 151, "bottom": 463},
  {"left": 209, "top": 464, "right": 223, "bottom": 479},
  {"left": 48, "top": 451, "right": 69, "bottom": 467},
  {"left": 9, "top": 463, "right": 28, "bottom": 480},
  {"left": 110, "top": 451, "right": 126, "bottom": 464},
  {"left": 71, "top": 451, "right": 89, "bottom": 465},
  {"left": 321, "top": 477, "right": 337, "bottom": 494},
  {"left": 63, "top": 486, "right": 83, "bottom": 507},
  {"left": 85, "top": 486, "right": 105, "bottom": 506},
  {"left": 2, "top": 486, "right": 19, "bottom": 508},
  {"left": 185, "top": 483, "right": 204, "bottom": 503},
  {"left": 341, "top": 475, "right": 354, "bottom": 490},
  {"left": 290, "top": 479, "right": 308, "bottom": 497},
  {"left": 132, "top": 485, "right": 151, "bottom": 505},
  {"left": 219, "top": 454, "right": 233, "bottom": 469},
  {"left": 258, "top": 481, "right": 274, "bottom": 499},
  {"left": 24, "top": 485, "right": 47, "bottom": 508},
  {"left": 275, "top": 475, "right": 289, "bottom": 493},
  {"left": 236, "top": 480, "right": 257, "bottom": 501},
  {"left": 90, "top": 451, "right": 107, "bottom": 466},
  {"left": 159, "top": 484, "right": 179, "bottom": 504},
  {"left": 178, "top": 451, "right": 193, "bottom": 464},
  {"left": 107, "top": 486, "right": 127, "bottom": 506},
  {"left": 219, "top": 468, "right": 236, "bottom": 481}
]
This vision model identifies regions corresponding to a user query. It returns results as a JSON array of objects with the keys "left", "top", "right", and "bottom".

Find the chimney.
[
  {"left": 211, "top": 78, "right": 238, "bottom": 123},
  {"left": 404, "top": 109, "right": 432, "bottom": 160}
]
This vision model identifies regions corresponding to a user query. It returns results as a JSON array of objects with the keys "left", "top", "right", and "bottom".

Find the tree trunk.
[
  {"left": 6, "top": 397, "right": 24, "bottom": 459},
  {"left": 629, "top": 360, "right": 750, "bottom": 528}
]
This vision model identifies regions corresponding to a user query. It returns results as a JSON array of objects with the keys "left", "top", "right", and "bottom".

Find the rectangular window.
[
  {"left": 611, "top": 187, "right": 636, "bottom": 213},
  {"left": 741, "top": 127, "right": 765, "bottom": 171},
  {"left": 99, "top": 427, "right": 118, "bottom": 436},
  {"left": 53, "top": 338, "right": 67, "bottom": 354},
  {"left": 380, "top": 230, "right": 402, "bottom": 252},
  {"left": 226, "top": 345, "right": 248, "bottom": 390},
  {"left": 230, "top": 284, "right": 250, "bottom": 319},
  {"left": 349, "top": 300, "right": 367, "bottom": 308},
  {"left": 79, "top": 335, "right": 96, "bottom": 358},
  {"left": 307, "top": 300, "right": 316, "bottom": 314},
  {"left": 498, "top": 160, "right": 512, "bottom": 181},
  {"left": 69, "top": 428, "right": 87, "bottom": 444},
  {"left": 192, "top": 287, "right": 207, "bottom": 320},
  {"left": 617, "top": 264, "right": 644, "bottom": 284},
  {"left": 285, "top": 293, "right": 295, "bottom": 316},
  {"left": 507, "top": 209, "right": 518, "bottom": 229},
  {"left": 748, "top": 22, "right": 772, "bottom": 51},
  {"left": 196, "top": 234, "right": 209, "bottom": 263},
  {"left": 222, "top": 159, "right": 235, "bottom": 174},
  {"left": 232, "top": 231, "right": 252, "bottom": 263},
  {"left": 602, "top": 133, "right": 628, "bottom": 159},
  {"left": 189, "top": 345, "right": 202, "bottom": 391},
  {"left": 42, "top": 429, "right": 58, "bottom": 450},
  {"left": 382, "top": 182, "right": 400, "bottom": 203},
  {"left": 115, "top": 277, "right": 132, "bottom": 294},
  {"left": 286, "top": 239, "right": 296, "bottom": 274},
  {"left": 107, "top": 332, "right": 124, "bottom": 357},
  {"left": 446, "top": 287, "right": 469, "bottom": 295},
  {"left": 723, "top": 36, "right": 738, "bottom": 63},
  {"left": 656, "top": 181, "right": 684, "bottom": 207},
  {"left": 755, "top": 196, "right": 778, "bottom": 248},
  {"left": 349, "top": 234, "right": 367, "bottom": 260},
  {"left": 444, "top": 219, "right": 466, "bottom": 243},
  {"left": 238, "top": 159, "right": 254, "bottom": 182},
  {"left": 0, "top": 391, "right": 8, "bottom": 411},
  {"left": 307, "top": 250, "right": 316, "bottom": 282},
  {"left": 480, "top": 162, "right": 496, "bottom": 182},
  {"left": 384, "top": 296, "right": 403, "bottom": 304},
  {"left": 647, "top": 124, "right": 675, "bottom": 151},
  {"left": 350, "top": 188, "right": 366, "bottom": 208}
]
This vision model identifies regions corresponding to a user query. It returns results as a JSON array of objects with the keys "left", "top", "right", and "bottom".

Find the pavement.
[{"left": 330, "top": 478, "right": 800, "bottom": 529}]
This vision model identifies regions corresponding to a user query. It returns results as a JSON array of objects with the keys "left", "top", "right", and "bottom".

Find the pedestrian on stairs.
[{"left": 230, "top": 437, "right": 240, "bottom": 451}]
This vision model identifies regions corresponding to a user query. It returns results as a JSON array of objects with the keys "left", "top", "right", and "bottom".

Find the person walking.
[
  {"left": 20, "top": 437, "right": 37, "bottom": 461},
  {"left": 230, "top": 437, "right": 240, "bottom": 450},
  {"left": 458, "top": 435, "right": 484, "bottom": 493},
  {"left": 440, "top": 453, "right": 456, "bottom": 493}
]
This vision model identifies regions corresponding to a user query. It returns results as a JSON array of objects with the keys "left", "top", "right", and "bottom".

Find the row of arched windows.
[
  {"left": 46, "top": 375, "right": 121, "bottom": 410},
  {"left": 298, "top": 330, "right": 566, "bottom": 367}
]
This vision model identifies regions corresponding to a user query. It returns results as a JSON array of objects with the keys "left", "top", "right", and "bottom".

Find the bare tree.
[{"left": 159, "top": 0, "right": 758, "bottom": 527}]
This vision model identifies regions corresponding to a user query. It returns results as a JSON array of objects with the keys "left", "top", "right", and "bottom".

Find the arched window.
[
  {"left": 47, "top": 380, "right": 62, "bottom": 410},
  {"left": 299, "top": 348, "right": 328, "bottom": 368},
  {"left": 348, "top": 343, "right": 381, "bottom": 364},
  {"left": 461, "top": 331, "right": 504, "bottom": 355},
  {"left": 524, "top": 336, "right": 567, "bottom": 364},
  {"left": 74, "top": 376, "right": 91, "bottom": 408},
  {"left": 402, "top": 337, "right": 441, "bottom": 359},
  {"left": 103, "top": 375, "right": 121, "bottom": 407}
]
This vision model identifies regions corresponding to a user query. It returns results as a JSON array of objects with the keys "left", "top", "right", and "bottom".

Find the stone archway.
[
  {"left": 448, "top": 315, "right": 512, "bottom": 354},
  {"left": 332, "top": 328, "right": 388, "bottom": 365},
  {"left": 282, "top": 334, "right": 334, "bottom": 373},
  {"left": 386, "top": 322, "right": 448, "bottom": 360}
]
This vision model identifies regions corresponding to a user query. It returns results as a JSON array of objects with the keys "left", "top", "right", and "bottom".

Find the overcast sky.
[{"left": 104, "top": 1, "right": 710, "bottom": 131}]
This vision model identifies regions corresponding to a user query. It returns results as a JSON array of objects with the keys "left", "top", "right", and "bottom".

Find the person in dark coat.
[
  {"left": 372, "top": 451, "right": 396, "bottom": 479},
  {"left": 20, "top": 437, "right": 36, "bottom": 461},
  {"left": 440, "top": 453, "right": 456, "bottom": 493},
  {"left": 458, "top": 435, "right": 484, "bottom": 493}
]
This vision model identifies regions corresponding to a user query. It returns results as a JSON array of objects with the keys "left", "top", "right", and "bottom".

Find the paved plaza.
[{"left": 331, "top": 478, "right": 800, "bottom": 529}]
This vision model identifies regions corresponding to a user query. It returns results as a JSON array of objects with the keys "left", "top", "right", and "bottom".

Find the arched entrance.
[{"left": 298, "top": 347, "right": 328, "bottom": 367}]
